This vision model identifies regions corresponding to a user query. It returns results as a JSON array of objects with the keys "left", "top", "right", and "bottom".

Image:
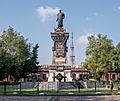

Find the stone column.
[{"left": 48, "top": 28, "right": 72, "bottom": 82}]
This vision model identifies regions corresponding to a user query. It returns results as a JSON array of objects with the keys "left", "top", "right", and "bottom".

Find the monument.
[{"left": 48, "top": 10, "right": 72, "bottom": 82}]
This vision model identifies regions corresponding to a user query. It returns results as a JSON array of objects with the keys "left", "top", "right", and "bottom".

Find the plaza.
[
  {"left": 0, "top": 1, "right": 120, "bottom": 101},
  {"left": 0, "top": 95, "right": 120, "bottom": 101}
]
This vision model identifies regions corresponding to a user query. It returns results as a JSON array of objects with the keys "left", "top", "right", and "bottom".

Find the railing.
[{"left": 0, "top": 81, "right": 120, "bottom": 95}]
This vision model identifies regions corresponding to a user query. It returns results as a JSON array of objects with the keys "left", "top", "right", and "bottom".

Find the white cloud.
[
  {"left": 36, "top": 6, "right": 60, "bottom": 22},
  {"left": 78, "top": 33, "right": 94, "bottom": 45},
  {"left": 78, "top": 34, "right": 88, "bottom": 45}
]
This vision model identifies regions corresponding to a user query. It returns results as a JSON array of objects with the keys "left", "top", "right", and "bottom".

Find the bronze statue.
[{"left": 56, "top": 10, "right": 65, "bottom": 28}]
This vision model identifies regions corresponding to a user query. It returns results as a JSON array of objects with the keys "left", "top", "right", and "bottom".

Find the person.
[
  {"left": 56, "top": 10, "right": 65, "bottom": 28},
  {"left": 110, "top": 82, "right": 114, "bottom": 92}
]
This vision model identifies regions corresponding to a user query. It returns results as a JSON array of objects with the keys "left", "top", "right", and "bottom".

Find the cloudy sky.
[{"left": 0, "top": 0, "right": 120, "bottom": 66}]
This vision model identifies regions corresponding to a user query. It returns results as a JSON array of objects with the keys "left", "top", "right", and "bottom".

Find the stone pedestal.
[
  {"left": 48, "top": 68, "right": 72, "bottom": 82},
  {"left": 48, "top": 28, "right": 72, "bottom": 82}
]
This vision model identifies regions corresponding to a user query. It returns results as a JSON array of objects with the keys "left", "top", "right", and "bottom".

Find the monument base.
[
  {"left": 48, "top": 67, "right": 72, "bottom": 82},
  {"left": 38, "top": 82, "right": 83, "bottom": 91},
  {"left": 49, "top": 26, "right": 72, "bottom": 82}
]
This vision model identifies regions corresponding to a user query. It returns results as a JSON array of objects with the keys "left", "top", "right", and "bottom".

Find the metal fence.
[{"left": 0, "top": 81, "right": 120, "bottom": 95}]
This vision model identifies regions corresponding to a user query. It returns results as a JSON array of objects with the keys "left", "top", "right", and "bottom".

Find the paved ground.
[{"left": 0, "top": 95, "right": 120, "bottom": 101}]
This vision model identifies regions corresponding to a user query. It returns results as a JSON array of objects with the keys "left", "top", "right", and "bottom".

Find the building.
[
  {"left": 38, "top": 65, "right": 120, "bottom": 82},
  {"left": 38, "top": 65, "right": 90, "bottom": 81},
  {"left": 2, "top": 65, "right": 120, "bottom": 82}
]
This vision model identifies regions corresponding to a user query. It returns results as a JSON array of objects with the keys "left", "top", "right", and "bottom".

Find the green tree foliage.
[
  {"left": 113, "top": 42, "right": 120, "bottom": 71},
  {"left": 115, "top": 42, "right": 120, "bottom": 63},
  {"left": 0, "top": 27, "right": 31, "bottom": 81},
  {"left": 22, "top": 43, "right": 39, "bottom": 79},
  {"left": 83, "top": 34, "right": 114, "bottom": 80},
  {"left": 29, "top": 43, "right": 39, "bottom": 73}
]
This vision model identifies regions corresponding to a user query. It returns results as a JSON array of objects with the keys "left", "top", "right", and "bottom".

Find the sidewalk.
[
  {"left": 1, "top": 90, "right": 120, "bottom": 96},
  {"left": 31, "top": 91, "right": 120, "bottom": 96}
]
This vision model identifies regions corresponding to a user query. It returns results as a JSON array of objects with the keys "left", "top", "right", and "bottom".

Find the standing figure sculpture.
[{"left": 56, "top": 10, "right": 65, "bottom": 28}]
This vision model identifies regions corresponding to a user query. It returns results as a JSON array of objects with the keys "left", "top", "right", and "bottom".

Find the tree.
[
  {"left": 115, "top": 42, "right": 120, "bottom": 65},
  {"left": 113, "top": 42, "right": 120, "bottom": 71},
  {"left": 22, "top": 43, "right": 39, "bottom": 79},
  {"left": 83, "top": 34, "right": 114, "bottom": 80},
  {"left": 31, "top": 43, "right": 39, "bottom": 72},
  {"left": 0, "top": 26, "right": 31, "bottom": 81}
]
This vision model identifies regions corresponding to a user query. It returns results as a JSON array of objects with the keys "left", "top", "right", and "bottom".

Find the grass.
[
  {"left": 16, "top": 87, "right": 119, "bottom": 94},
  {"left": 0, "top": 85, "right": 119, "bottom": 95}
]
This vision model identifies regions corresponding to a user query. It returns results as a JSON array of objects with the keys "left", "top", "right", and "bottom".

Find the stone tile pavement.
[{"left": 0, "top": 95, "right": 120, "bottom": 101}]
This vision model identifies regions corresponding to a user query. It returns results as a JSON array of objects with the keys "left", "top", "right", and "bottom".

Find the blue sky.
[{"left": 0, "top": 0, "right": 120, "bottom": 66}]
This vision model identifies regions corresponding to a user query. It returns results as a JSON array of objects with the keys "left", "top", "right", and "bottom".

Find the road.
[{"left": 0, "top": 95, "right": 120, "bottom": 101}]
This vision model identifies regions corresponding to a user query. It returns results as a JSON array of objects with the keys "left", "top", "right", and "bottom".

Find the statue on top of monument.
[{"left": 56, "top": 10, "right": 65, "bottom": 28}]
